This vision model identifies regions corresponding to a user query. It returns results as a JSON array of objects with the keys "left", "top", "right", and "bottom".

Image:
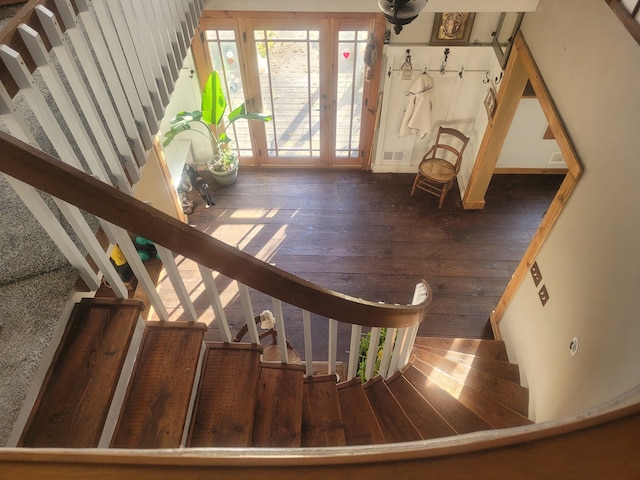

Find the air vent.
[{"left": 381, "top": 150, "right": 405, "bottom": 165}]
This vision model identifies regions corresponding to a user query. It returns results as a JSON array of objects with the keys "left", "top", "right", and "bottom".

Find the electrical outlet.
[
  {"left": 530, "top": 262, "right": 543, "bottom": 286},
  {"left": 538, "top": 284, "right": 549, "bottom": 306},
  {"left": 530, "top": 261, "right": 542, "bottom": 286}
]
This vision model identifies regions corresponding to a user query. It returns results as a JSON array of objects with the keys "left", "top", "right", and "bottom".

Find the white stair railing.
[{"left": 1, "top": 0, "right": 429, "bottom": 388}]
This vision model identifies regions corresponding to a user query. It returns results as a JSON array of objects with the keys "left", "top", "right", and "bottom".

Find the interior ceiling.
[{"left": 203, "top": 0, "right": 539, "bottom": 13}]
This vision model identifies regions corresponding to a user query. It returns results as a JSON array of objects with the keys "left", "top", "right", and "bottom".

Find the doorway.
[
  {"left": 463, "top": 32, "right": 583, "bottom": 335},
  {"left": 193, "top": 12, "right": 384, "bottom": 168}
]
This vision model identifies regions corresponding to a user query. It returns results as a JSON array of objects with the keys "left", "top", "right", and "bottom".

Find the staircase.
[{"left": 16, "top": 299, "right": 531, "bottom": 449}]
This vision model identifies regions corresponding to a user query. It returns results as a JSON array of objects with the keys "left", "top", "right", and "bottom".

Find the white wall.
[
  {"left": 498, "top": 0, "right": 640, "bottom": 422},
  {"left": 371, "top": 45, "right": 502, "bottom": 199},
  {"left": 158, "top": 50, "right": 209, "bottom": 168},
  {"left": 496, "top": 98, "right": 566, "bottom": 170}
]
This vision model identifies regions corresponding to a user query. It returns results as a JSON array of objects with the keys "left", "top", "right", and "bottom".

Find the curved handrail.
[
  {"left": 0, "top": 131, "right": 430, "bottom": 328},
  {"left": 1, "top": 389, "right": 639, "bottom": 477}
]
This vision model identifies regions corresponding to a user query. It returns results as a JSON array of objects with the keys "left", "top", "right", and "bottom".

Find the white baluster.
[
  {"left": 17, "top": 25, "right": 131, "bottom": 193},
  {"left": 302, "top": 310, "right": 313, "bottom": 376},
  {"left": 389, "top": 327, "right": 410, "bottom": 374},
  {"left": 271, "top": 298, "right": 288, "bottom": 364},
  {"left": 61, "top": 0, "right": 147, "bottom": 162},
  {"left": 118, "top": 0, "right": 170, "bottom": 107},
  {"left": 155, "top": 244, "right": 197, "bottom": 322},
  {"left": 328, "top": 319, "right": 338, "bottom": 376},
  {"left": 347, "top": 324, "right": 363, "bottom": 381},
  {"left": 238, "top": 282, "right": 259, "bottom": 344},
  {"left": 197, "top": 265, "right": 232, "bottom": 342},
  {"left": 378, "top": 327, "right": 397, "bottom": 379},
  {"left": 86, "top": 0, "right": 155, "bottom": 147},
  {"left": 105, "top": 223, "right": 169, "bottom": 321},
  {"left": 364, "top": 327, "right": 382, "bottom": 381}
]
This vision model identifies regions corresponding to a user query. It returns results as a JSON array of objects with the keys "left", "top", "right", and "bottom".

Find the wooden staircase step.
[
  {"left": 385, "top": 372, "right": 457, "bottom": 440},
  {"left": 411, "top": 357, "right": 531, "bottom": 429},
  {"left": 301, "top": 375, "right": 346, "bottom": 447},
  {"left": 110, "top": 321, "right": 207, "bottom": 448},
  {"left": 251, "top": 362, "right": 305, "bottom": 448},
  {"left": 403, "top": 366, "right": 492, "bottom": 434},
  {"left": 363, "top": 376, "right": 421, "bottom": 443},
  {"left": 413, "top": 350, "right": 529, "bottom": 417},
  {"left": 336, "top": 379, "right": 385, "bottom": 445},
  {"left": 187, "top": 342, "right": 262, "bottom": 447},
  {"left": 413, "top": 337, "right": 509, "bottom": 362},
  {"left": 19, "top": 298, "right": 143, "bottom": 448},
  {"left": 413, "top": 345, "right": 520, "bottom": 383}
]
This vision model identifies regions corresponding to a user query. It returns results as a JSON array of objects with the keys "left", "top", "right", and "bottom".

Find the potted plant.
[{"left": 163, "top": 71, "right": 272, "bottom": 185}]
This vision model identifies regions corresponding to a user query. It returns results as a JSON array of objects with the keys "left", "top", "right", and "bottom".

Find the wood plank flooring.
[{"left": 151, "top": 168, "right": 562, "bottom": 363}]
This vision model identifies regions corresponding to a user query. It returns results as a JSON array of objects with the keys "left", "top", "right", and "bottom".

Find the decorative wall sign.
[
  {"left": 430, "top": 12, "right": 476, "bottom": 45},
  {"left": 484, "top": 86, "right": 497, "bottom": 120}
]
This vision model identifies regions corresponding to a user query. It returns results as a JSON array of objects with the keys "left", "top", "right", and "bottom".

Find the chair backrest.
[{"left": 426, "top": 127, "right": 470, "bottom": 172}]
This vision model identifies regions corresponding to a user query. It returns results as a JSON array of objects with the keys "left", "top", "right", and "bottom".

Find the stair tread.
[
  {"left": 19, "top": 298, "right": 143, "bottom": 447},
  {"left": 301, "top": 375, "right": 346, "bottom": 447},
  {"left": 386, "top": 373, "right": 457, "bottom": 440},
  {"left": 363, "top": 376, "right": 422, "bottom": 443},
  {"left": 413, "top": 337, "right": 508, "bottom": 362},
  {"left": 412, "top": 345, "right": 520, "bottom": 383},
  {"left": 403, "top": 366, "right": 492, "bottom": 434},
  {"left": 411, "top": 357, "right": 531, "bottom": 428},
  {"left": 110, "top": 321, "right": 206, "bottom": 448},
  {"left": 413, "top": 350, "right": 529, "bottom": 417},
  {"left": 336, "top": 379, "right": 386, "bottom": 445},
  {"left": 187, "top": 343, "right": 262, "bottom": 447},
  {"left": 252, "top": 363, "right": 305, "bottom": 448}
]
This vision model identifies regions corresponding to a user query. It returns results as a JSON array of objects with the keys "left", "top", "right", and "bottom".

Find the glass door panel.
[
  {"left": 335, "top": 29, "right": 369, "bottom": 165},
  {"left": 204, "top": 29, "right": 252, "bottom": 159},
  {"left": 255, "top": 29, "right": 322, "bottom": 161},
  {"left": 198, "top": 13, "right": 382, "bottom": 168}
]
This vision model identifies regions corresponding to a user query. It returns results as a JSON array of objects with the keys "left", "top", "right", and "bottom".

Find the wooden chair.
[
  {"left": 410, "top": 127, "right": 470, "bottom": 209},
  {"left": 233, "top": 315, "right": 301, "bottom": 363}
]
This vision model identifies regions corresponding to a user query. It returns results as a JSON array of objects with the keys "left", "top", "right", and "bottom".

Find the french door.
[{"left": 193, "top": 12, "right": 384, "bottom": 168}]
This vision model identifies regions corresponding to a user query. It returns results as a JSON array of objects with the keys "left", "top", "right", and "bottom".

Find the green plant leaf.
[
  {"left": 228, "top": 103, "right": 273, "bottom": 124},
  {"left": 201, "top": 72, "right": 227, "bottom": 126}
]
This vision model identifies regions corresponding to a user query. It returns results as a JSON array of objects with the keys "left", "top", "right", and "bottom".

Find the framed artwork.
[
  {"left": 484, "top": 86, "right": 497, "bottom": 119},
  {"left": 430, "top": 12, "right": 476, "bottom": 45}
]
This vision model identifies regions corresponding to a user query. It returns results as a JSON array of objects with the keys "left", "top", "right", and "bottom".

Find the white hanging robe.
[{"left": 399, "top": 73, "right": 434, "bottom": 138}]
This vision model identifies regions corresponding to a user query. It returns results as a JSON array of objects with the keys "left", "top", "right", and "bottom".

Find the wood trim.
[
  {"left": 605, "top": 0, "right": 640, "bottom": 45},
  {"left": 1, "top": 395, "right": 639, "bottom": 477},
  {"left": 0, "top": 130, "right": 430, "bottom": 329},
  {"left": 493, "top": 167, "right": 568, "bottom": 175},
  {"left": 197, "top": 11, "right": 384, "bottom": 169},
  {"left": 484, "top": 32, "right": 583, "bottom": 340}
]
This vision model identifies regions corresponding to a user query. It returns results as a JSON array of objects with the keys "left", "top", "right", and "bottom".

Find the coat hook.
[
  {"left": 495, "top": 72, "right": 503, "bottom": 84},
  {"left": 440, "top": 48, "right": 450, "bottom": 75},
  {"left": 483, "top": 71, "right": 490, "bottom": 84},
  {"left": 401, "top": 49, "right": 413, "bottom": 71},
  {"left": 458, "top": 66, "right": 464, "bottom": 79},
  {"left": 388, "top": 66, "right": 392, "bottom": 78}
]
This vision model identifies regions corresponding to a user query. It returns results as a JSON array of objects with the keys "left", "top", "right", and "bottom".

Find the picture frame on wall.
[
  {"left": 430, "top": 12, "right": 476, "bottom": 45},
  {"left": 484, "top": 86, "right": 497, "bottom": 119}
]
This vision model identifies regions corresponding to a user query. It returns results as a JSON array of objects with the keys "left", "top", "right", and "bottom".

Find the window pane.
[{"left": 256, "top": 29, "right": 321, "bottom": 158}]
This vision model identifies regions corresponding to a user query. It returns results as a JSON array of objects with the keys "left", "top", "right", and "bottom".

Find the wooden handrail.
[
  {"left": 1, "top": 391, "right": 639, "bottom": 477},
  {"left": 0, "top": 131, "right": 430, "bottom": 328}
]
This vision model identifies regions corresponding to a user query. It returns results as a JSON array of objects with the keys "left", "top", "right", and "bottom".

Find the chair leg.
[
  {"left": 438, "top": 183, "right": 451, "bottom": 209},
  {"left": 410, "top": 173, "right": 420, "bottom": 196}
]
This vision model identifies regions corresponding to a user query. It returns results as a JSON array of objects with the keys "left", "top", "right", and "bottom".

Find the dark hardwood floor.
[{"left": 153, "top": 168, "right": 562, "bottom": 362}]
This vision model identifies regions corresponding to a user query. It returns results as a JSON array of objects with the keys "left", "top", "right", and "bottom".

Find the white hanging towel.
[{"left": 399, "top": 73, "right": 434, "bottom": 138}]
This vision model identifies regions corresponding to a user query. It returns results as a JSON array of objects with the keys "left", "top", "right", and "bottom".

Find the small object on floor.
[{"left": 183, "top": 164, "right": 215, "bottom": 208}]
